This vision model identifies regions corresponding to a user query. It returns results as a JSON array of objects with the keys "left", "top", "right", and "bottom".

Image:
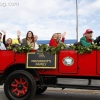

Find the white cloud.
[
  {"left": 78, "top": 0, "right": 100, "bottom": 16},
  {"left": 0, "top": 0, "right": 100, "bottom": 42}
]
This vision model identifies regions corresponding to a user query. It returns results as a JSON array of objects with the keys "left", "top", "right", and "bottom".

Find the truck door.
[{"left": 59, "top": 50, "right": 78, "bottom": 74}]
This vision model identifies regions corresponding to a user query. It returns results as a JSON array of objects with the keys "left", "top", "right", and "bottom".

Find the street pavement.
[
  {"left": 1, "top": 85, "right": 100, "bottom": 100},
  {"left": 1, "top": 79, "right": 100, "bottom": 100}
]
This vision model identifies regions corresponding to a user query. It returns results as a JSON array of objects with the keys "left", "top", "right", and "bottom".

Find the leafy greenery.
[
  {"left": 39, "top": 43, "right": 100, "bottom": 54},
  {"left": 7, "top": 42, "right": 100, "bottom": 54},
  {"left": 39, "top": 42, "right": 66, "bottom": 54},
  {"left": 7, "top": 45, "right": 32, "bottom": 53},
  {"left": 68, "top": 44, "right": 100, "bottom": 54}
]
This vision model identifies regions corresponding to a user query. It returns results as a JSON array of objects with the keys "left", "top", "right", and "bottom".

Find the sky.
[{"left": 0, "top": 0, "right": 100, "bottom": 41}]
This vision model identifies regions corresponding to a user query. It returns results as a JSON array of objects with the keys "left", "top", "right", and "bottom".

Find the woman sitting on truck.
[
  {"left": 34, "top": 35, "right": 39, "bottom": 50},
  {"left": 49, "top": 32, "right": 66, "bottom": 47},
  {"left": 2, "top": 30, "right": 13, "bottom": 48},
  {"left": 0, "top": 41, "right": 6, "bottom": 50},
  {"left": 49, "top": 33, "right": 58, "bottom": 47},
  {"left": 57, "top": 32, "right": 66, "bottom": 44},
  {"left": 17, "top": 30, "right": 35, "bottom": 49}
]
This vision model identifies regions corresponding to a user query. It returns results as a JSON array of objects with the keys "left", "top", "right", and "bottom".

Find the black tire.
[
  {"left": 36, "top": 87, "right": 47, "bottom": 95},
  {"left": 4, "top": 70, "right": 36, "bottom": 100}
]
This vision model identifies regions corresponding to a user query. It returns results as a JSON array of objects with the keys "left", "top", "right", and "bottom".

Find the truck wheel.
[
  {"left": 4, "top": 70, "right": 36, "bottom": 100},
  {"left": 36, "top": 87, "right": 47, "bottom": 95}
]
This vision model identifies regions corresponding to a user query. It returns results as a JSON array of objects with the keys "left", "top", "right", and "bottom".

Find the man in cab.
[{"left": 80, "top": 29, "right": 94, "bottom": 47}]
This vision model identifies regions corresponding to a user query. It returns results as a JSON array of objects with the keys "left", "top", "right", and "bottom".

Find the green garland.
[
  {"left": 7, "top": 45, "right": 32, "bottom": 53},
  {"left": 39, "top": 42, "right": 66, "bottom": 54},
  {"left": 39, "top": 43, "right": 100, "bottom": 54},
  {"left": 68, "top": 44, "right": 100, "bottom": 54},
  {"left": 7, "top": 43, "right": 100, "bottom": 54}
]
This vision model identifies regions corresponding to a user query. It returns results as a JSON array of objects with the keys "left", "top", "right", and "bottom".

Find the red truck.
[{"left": 0, "top": 49, "right": 100, "bottom": 100}]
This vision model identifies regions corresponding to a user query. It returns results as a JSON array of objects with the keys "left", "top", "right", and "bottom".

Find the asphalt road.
[
  {"left": 1, "top": 79, "right": 100, "bottom": 100},
  {"left": 35, "top": 90, "right": 100, "bottom": 100},
  {"left": 1, "top": 86, "right": 100, "bottom": 100}
]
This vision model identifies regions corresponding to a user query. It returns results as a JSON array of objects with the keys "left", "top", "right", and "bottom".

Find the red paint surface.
[
  {"left": 0, "top": 50, "right": 100, "bottom": 77},
  {"left": 0, "top": 50, "right": 15, "bottom": 70},
  {"left": 78, "top": 50, "right": 96, "bottom": 76},
  {"left": 97, "top": 51, "right": 100, "bottom": 75},
  {"left": 38, "top": 50, "right": 98, "bottom": 77},
  {"left": 59, "top": 50, "right": 78, "bottom": 74}
]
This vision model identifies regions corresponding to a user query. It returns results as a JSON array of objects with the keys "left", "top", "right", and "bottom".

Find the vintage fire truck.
[{"left": 0, "top": 48, "right": 100, "bottom": 100}]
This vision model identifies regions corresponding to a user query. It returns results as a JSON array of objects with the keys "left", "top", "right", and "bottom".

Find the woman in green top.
[{"left": 80, "top": 29, "right": 94, "bottom": 47}]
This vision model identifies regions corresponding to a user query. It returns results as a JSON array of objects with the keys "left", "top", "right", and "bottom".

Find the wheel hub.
[
  {"left": 17, "top": 84, "right": 23, "bottom": 90},
  {"left": 10, "top": 78, "right": 28, "bottom": 97}
]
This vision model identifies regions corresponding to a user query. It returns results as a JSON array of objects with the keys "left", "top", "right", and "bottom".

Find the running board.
[
  {"left": 43, "top": 84, "right": 100, "bottom": 90},
  {"left": 57, "top": 78, "right": 100, "bottom": 86}
]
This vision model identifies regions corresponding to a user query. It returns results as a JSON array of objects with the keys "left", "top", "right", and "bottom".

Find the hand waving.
[
  {"left": 1, "top": 30, "right": 6, "bottom": 35},
  {"left": 17, "top": 30, "right": 21, "bottom": 37},
  {"left": 62, "top": 32, "right": 66, "bottom": 38}
]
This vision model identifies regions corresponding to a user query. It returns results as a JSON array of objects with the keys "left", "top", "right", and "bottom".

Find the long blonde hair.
[
  {"left": 56, "top": 33, "right": 61, "bottom": 43},
  {"left": 51, "top": 33, "right": 57, "bottom": 39}
]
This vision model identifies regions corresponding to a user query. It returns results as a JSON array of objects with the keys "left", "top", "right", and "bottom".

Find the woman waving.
[
  {"left": 49, "top": 33, "right": 58, "bottom": 47},
  {"left": 17, "top": 30, "right": 35, "bottom": 49}
]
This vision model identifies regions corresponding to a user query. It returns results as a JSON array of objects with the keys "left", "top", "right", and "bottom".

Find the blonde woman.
[
  {"left": 57, "top": 32, "right": 66, "bottom": 43},
  {"left": 49, "top": 33, "right": 58, "bottom": 47}
]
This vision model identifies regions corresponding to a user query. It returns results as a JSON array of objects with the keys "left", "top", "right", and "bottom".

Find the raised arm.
[
  {"left": 1, "top": 30, "right": 6, "bottom": 46},
  {"left": 61, "top": 32, "right": 66, "bottom": 42},
  {"left": 17, "top": 30, "right": 21, "bottom": 44}
]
